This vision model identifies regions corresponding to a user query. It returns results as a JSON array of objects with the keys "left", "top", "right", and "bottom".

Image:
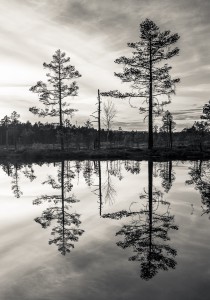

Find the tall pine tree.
[{"left": 102, "top": 19, "right": 180, "bottom": 149}]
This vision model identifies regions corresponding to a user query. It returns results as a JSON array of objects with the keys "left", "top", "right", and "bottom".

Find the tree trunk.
[
  {"left": 98, "top": 89, "right": 101, "bottom": 149},
  {"left": 148, "top": 40, "right": 153, "bottom": 150},
  {"left": 58, "top": 56, "right": 64, "bottom": 151}
]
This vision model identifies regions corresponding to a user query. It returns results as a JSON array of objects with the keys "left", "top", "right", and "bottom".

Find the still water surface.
[{"left": 0, "top": 160, "right": 209, "bottom": 300}]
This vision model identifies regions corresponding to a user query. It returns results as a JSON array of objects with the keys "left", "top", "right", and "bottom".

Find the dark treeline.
[{"left": 1, "top": 118, "right": 210, "bottom": 150}]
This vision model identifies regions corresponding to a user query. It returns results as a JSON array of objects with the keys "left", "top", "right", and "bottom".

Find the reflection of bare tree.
[
  {"left": 103, "top": 160, "right": 178, "bottom": 280},
  {"left": 186, "top": 160, "right": 210, "bottom": 216},
  {"left": 92, "top": 161, "right": 118, "bottom": 216},
  {"left": 158, "top": 161, "right": 175, "bottom": 193},
  {"left": 92, "top": 161, "right": 103, "bottom": 216},
  {"left": 1, "top": 162, "right": 36, "bottom": 198},
  {"left": 103, "top": 161, "right": 117, "bottom": 206},
  {"left": 33, "top": 161, "right": 84, "bottom": 255}
]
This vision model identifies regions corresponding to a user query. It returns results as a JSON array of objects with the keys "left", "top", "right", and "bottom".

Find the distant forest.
[{"left": 0, "top": 114, "right": 210, "bottom": 151}]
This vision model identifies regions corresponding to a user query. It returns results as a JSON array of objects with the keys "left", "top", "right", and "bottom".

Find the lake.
[{"left": 0, "top": 159, "right": 209, "bottom": 300}]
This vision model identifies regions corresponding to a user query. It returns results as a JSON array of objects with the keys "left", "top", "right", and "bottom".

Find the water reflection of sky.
[{"left": 0, "top": 160, "right": 209, "bottom": 300}]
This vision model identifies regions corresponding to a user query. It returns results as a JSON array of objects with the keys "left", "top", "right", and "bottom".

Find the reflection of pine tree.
[
  {"left": 33, "top": 161, "right": 84, "bottom": 255},
  {"left": 103, "top": 160, "right": 177, "bottom": 280},
  {"left": 83, "top": 161, "right": 94, "bottom": 187},
  {"left": 11, "top": 164, "right": 23, "bottom": 198},
  {"left": 74, "top": 161, "right": 82, "bottom": 184},
  {"left": 22, "top": 164, "right": 36, "bottom": 182},
  {"left": 1, "top": 162, "right": 36, "bottom": 198},
  {"left": 158, "top": 161, "right": 175, "bottom": 193},
  {"left": 186, "top": 160, "right": 210, "bottom": 215}
]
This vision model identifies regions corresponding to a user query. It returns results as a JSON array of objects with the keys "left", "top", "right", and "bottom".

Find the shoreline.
[{"left": 0, "top": 146, "right": 209, "bottom": 163}]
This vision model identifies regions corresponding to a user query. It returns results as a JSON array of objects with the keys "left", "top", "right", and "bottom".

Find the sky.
[{"left": 0, "top": 0, "right": 209, "bottom": 131}]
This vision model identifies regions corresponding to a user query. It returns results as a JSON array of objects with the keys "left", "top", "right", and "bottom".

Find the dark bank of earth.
[{"left": 0, "top": 146, "right": 209, "bottom": 163}]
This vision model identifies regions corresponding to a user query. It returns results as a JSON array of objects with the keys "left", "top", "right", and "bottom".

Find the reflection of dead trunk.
[
  {"left": 98, "top": 89, "right": 101, "bottom": 150},
  {"left": 98, "top": 160, "right": 102, "bottom": 216}
]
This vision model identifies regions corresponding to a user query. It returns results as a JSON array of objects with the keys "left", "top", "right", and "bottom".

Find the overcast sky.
[{"left": 0, "top": 0, "right": 209, "bottom": 131}]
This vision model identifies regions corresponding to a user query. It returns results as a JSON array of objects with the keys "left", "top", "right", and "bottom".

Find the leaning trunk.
[{"left": 58, "top": 58, "right": 64, "bottom": 151}]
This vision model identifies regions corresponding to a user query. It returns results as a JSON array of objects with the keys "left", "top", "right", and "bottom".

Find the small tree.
[
  {"left": 199, "top": 100, "right": 210, "bottom": 150},
  {"left": 1, "top": 115, "right": 11, "bottom": 148},
  {"left": 29, "top": 49, "right": 81, "bottom": 150},
  {"left": 84, "top": 119, "right": 94, "bottom": 149},
  {"left": 102, "top": 19, "right": 180, "bottom": 150},
  {"left": 102, "top": 100, "right": 117, "bottom": 143},
  {"left": 10, "top": 111, "right": 20, "bottom": 149},
  {"left": 11, "top": 111, "right": 20, "bottom": 125},
  {"left": 201, "top": 100, "right": 210, "bottom": 124},
  {"left": 192, "top": 121, "right": 208, "bottom": 151},
  {"left": 160, "top": 110, "right": 176, "bottom": 148}
]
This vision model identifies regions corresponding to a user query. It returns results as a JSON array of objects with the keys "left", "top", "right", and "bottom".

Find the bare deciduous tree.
[{"left": 102, "top": 99, "right": 117, "bottom": 142}]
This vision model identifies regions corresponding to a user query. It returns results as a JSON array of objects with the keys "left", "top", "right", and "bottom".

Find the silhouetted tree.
[
  {"left": 29, "top": 49, "right": 81, "bottom": 150},
  {"left": 101, "top": 19, "right": 180, "bottom": 149},
  {"left": 10, "top": 111, "right": 20, "bottom": 149},
  {"left": 160, "top": 110, "right": 176, "bottom": 148},
  {"left": 201, "top": 100, "right": 210, "bottom": 124},
  {"left": 1, "top": 115, "right": 11, "bottom": 148}
]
